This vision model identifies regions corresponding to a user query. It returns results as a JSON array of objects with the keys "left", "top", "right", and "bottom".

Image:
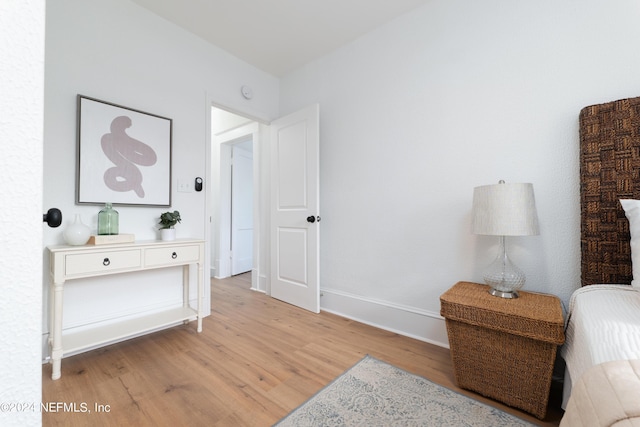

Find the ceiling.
[{"left": 131, "top": 0, "right": 431, "bottom": 77}]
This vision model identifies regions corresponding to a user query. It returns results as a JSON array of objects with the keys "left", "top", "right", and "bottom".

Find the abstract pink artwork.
[{"left": 76, "top": 95, "right": 172, "bottom": 206}]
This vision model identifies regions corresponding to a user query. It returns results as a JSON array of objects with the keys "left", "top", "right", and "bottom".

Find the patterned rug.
[{"left": 274, "top": 355, "right": 536, "bottom": 426}]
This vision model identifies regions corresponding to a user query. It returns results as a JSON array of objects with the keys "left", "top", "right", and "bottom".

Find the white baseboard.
[
  {"left": 259, "top": 273, "right": 267, "bottom": 292},
  {"left": 42, "top": 284, "right": 449, "bottom": 363},
  {"left": 214, "top": 257, "right": 230, "bottom": 279},
  {"left": 250, "top": 269, "right": 267, "bottom": 293},
  {"left": 320, "top": 287, "right": 450, "bottom": 349}
]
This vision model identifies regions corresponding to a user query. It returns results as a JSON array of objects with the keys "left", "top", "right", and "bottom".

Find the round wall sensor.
[{"left": 241, "top": 85, "right": 253, "bottom": 100}]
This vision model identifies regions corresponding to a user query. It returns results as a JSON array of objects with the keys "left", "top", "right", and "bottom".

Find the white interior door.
[
  {"left": 270, "top": 104, "right": 320, "bottom": 313},
  {"left": 231, "top": 145, "right": 253, "bottom": 275}
]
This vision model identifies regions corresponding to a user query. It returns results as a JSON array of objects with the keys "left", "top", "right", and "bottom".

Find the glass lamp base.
[
  {"left": 483, "top": 236, "right": 526, "bottom": 299},
  {"left": 488, "top": 287, "right": 519, "bottom": 298}
]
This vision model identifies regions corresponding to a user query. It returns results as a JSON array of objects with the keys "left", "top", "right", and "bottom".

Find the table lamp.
[{"left": 471, "top": 180, "right": 539, "bottom": 298}]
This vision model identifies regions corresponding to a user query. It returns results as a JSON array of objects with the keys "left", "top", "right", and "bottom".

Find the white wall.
[
  {"left": 43, "top": 0, "right": 279, "bottom": 357},
  {"left": 1, "top": 0, "right": 44, "bottom": 426},
  {"left": 280, "top": 0, "right": 640, "bottom": 345}
]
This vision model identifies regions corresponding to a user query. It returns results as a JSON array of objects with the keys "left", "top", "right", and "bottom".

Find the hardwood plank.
[{"left": 43, "top": 273, "right": 563, "bottom": 426}]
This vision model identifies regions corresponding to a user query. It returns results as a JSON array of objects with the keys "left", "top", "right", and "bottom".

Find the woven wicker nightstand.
[{"left": 440, "top": 281, "right": 565, "bottom": 419}]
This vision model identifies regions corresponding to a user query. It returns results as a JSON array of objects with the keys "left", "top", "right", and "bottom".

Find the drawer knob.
[
  {"left": 171, "top": 252, "right": 178, "bottom": 259},
  {"left": 103, "top": 258, "right": 110, "bottom": 266}
]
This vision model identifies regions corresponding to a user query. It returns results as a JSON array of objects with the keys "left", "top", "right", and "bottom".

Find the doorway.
[
  {"left": 230, "top": 139, "right": 253, "bottom": 275},
  {"left": 207, "top": 102, "right": 320, "bottom": 306},
  {"left": 210, "top": 106, "right": 262, "bottom": 290}
]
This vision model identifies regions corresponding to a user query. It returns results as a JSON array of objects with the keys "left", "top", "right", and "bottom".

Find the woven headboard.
[{"left": 580, "top": 96, "right": 640, "bottom": 286}]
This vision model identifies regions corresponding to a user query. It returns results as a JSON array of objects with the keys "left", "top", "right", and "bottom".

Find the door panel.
[
  {"left": 276, "top": 227, "right": 307, "bottom": 285},
  {"left": 277, "top": 123, "right": 307, "bottom": 208},
  {"left": 270, "top": 104, "right": 319, "bottom": 313}
]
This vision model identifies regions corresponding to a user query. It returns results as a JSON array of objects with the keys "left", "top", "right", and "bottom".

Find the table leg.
[
  {"left": 182, "top": 265, "right": 189, "bottom": 325},
  {"left": 50, "top": 280, "right": 64, "bottom": 380}
]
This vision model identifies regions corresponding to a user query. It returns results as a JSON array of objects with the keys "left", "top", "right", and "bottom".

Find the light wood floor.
[{"left": 42, "top": 273, "right": 563, "bottom": 426}]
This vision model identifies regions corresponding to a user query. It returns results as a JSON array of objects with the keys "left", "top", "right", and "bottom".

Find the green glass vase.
[{"left": 97, "top": 202, "right": 119, "bottom": 235}]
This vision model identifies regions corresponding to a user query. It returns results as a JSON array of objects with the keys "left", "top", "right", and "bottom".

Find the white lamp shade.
[{"left": 472, "top": 182, "right": 539, "bottom": 236}]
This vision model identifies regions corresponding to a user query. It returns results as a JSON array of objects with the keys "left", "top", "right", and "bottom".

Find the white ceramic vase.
[
  {"left": 160, "top": 228, "right": 176, "bottom": 241},
  {"left": 63, "top": 214, "right": 91, "bottom": 245}
]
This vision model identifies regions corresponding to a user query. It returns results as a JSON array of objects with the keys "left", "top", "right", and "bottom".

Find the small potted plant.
[{"left": 158, "top": 210, "right": 181, "bottom": 241}]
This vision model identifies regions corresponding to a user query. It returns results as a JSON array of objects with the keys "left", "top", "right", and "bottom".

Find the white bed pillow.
[{"left": 620, "top": 199, "right": 640, "bottom": 288}]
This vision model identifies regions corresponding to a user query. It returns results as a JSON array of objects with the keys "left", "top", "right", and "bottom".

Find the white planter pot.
[{"left": 160, "top": 228, "right": 176, "bottom": 241}]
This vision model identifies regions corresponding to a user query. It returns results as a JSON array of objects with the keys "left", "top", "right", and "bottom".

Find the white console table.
[{"left": 47, "top": 238, "right": 205, "bottom": 380}]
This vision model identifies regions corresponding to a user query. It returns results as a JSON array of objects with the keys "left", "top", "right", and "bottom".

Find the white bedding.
[
  {"left": 560, "top": 359, "right": 640, "bottom": 427},
  {"left": 561, "top": 285, "right": 640, "bottom": 408}
]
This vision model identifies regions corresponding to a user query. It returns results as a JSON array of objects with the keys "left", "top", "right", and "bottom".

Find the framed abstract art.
[{"left": 76, "top": 95, "right": 172, "bottom": 206}]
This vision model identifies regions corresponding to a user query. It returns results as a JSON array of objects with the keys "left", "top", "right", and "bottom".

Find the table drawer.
[
  {"left": 145, "top": 245, "right": 200, "bottom": 267},
  {"left": 65, "top": 250, "right": 142, "bottom": 276}
]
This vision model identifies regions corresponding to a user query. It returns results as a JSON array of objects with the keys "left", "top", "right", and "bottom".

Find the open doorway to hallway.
[
  {"left": 229, "top": 140, "right": 253, "bottom": 275},
  {"left": 208, "top": 103, "right": 320, "bottom": 306},
  {"left": 210, "top": 106, "right": 257, "bottom": 281}
]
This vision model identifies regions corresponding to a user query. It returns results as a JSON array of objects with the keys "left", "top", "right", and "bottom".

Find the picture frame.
[{"left": 76, "top": 95, "right": 172, "bottom": 206}]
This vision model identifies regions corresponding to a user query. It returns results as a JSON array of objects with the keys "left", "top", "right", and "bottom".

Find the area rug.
[{"left": 274, "top": 355, "right": 536, "bottom": 426}]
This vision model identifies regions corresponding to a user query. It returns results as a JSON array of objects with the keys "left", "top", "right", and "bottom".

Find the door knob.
[
  {"left": 307, "top": 215, "right": 321, "bottom": 223},
  {"left": 43, "top": 208, "right": 62, "bottom": 228}
]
